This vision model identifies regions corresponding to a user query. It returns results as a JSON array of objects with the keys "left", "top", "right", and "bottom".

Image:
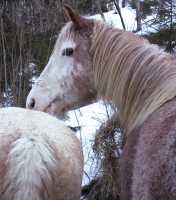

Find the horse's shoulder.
[{"left": 120, "top": 97, "right": 176, "bottom": 200}]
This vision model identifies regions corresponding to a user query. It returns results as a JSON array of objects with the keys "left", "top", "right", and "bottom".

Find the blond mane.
[{"left": 90, "top": 21, "right": 176, "bottom": 133}]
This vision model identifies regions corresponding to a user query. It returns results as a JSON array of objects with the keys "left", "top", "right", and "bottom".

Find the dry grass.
[{"left": 81, "top": 112, "right": 122, "bottom": 200}]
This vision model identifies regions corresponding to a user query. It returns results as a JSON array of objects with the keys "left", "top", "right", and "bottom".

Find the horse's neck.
[{"left": 91, "top": 21, "right": 176, "bottom": 132}]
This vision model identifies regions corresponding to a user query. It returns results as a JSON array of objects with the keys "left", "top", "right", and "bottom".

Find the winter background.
[{"left": 1, "top": 0, "right": 176, "bottom": 188}]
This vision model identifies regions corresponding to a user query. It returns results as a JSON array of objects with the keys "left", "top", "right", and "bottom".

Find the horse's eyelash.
[{"left": 62, "top": 48, "right": 74, "bottom": 56}]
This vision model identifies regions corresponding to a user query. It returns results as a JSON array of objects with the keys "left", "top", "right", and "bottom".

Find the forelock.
[{"left": 59, "top": 22, "right": 79, "bottom": 42}]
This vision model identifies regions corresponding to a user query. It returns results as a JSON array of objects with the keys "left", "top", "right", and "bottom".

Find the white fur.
[
  {"left": 6, "top": 136, "right": 57, "bottom": 200},
  {"left": 0, "top": 107, "right": 83, "bottom": 200}
]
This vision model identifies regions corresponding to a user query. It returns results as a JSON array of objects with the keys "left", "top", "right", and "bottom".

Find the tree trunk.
[
  {"left": 113, "top": 0, "right": 126, "bottom": 30},
  {"left": 122, "top": 0, "right": 126, "bottom": 8},
  {"left": 136, "top": 0, "right": 142, "bottom": 31}
]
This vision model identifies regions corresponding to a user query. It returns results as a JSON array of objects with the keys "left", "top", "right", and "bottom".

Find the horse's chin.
[
  {"left": 44, "top": 102, "right": 68, "bottom": 120},
  {"left": 44, "top": 96, "right": 97, "bottom": 118}
]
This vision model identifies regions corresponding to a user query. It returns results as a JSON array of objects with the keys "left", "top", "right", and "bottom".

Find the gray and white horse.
[{"left": 26, "top": 5, "right": 176, "bottom": 200}]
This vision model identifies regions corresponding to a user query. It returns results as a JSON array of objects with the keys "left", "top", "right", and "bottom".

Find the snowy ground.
[
  {"left": 91, "top": 4, "right": 136, "bottom": 31},
  {"left": 66, "top": 102, "right": 112, "bottom": 184}
]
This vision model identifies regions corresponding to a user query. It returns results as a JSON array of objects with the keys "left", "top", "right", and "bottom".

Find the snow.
[
  {"left": 66, "top": 101, "right": 112, "bottom": 184},
  {"left": 138, "top": 14, "right": 158, "bottom": 35},
  {"left": 91, "top": 5, "right": 136, "bottom": 31},
  {"left": 91, "top": 4, "right": 157, "bottom": 35}
]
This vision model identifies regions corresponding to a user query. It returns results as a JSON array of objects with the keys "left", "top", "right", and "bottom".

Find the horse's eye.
[{"left": 62, "top": 48, "right": 74, "bottom": 56}]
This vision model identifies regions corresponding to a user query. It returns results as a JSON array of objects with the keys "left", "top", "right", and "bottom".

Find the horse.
[
  {"left": 26, "top": 5, "right": 176, "bottom": 200},
  {"left": 0, "top": 107, "right": 83, "bottom": 200}
]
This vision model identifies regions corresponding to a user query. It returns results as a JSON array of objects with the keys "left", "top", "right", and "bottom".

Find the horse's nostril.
[{"left": 29, "top": 98, "right": 35, "bottom": 109}]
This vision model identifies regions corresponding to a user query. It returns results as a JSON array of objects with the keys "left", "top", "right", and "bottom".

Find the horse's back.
[
  {"left": 0, "top": 107, "right": 83, "bottom": 200},
  {"left": 120, "top": 97, "right": 176, "bottom": 200}
]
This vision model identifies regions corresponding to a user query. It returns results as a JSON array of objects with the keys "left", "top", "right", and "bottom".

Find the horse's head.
[{"left": 26, "top": 5, "right": 96, "bottom": 116}]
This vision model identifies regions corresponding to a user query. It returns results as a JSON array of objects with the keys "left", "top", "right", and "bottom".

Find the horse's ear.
[{"left": 63, "top": 4, "right": 87, "bottom": 28}]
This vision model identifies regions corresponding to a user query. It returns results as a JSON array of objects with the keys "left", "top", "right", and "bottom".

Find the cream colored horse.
[
  {"left": 26, "top": 5, "right": 176, "bottom": 200},
  {"left": 0, "top": 107, "right": 83, "bottom": 200}
]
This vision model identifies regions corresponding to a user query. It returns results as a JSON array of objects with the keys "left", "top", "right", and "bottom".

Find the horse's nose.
[{"left": 27, "top": 98, "right": 36, "bottom": 109}]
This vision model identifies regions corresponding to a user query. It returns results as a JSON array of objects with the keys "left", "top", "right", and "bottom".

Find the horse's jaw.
[{"left": 26, "top": 86, "right": 97, "bottom": 117}]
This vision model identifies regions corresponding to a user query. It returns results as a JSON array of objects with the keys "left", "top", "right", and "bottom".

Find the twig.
[{"left": 113, "top": 0, "right": 126, "bottom": 30}]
